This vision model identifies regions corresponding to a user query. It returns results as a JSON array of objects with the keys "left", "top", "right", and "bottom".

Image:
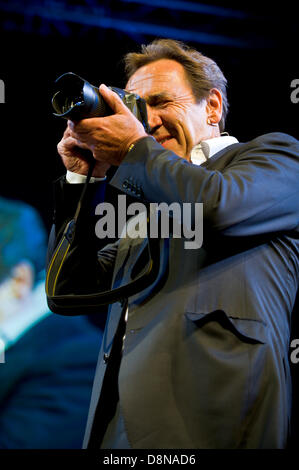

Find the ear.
[
  {"left": 206, "top": 88, "right": 223, "bottom": 126},
  {"left": 11, "top": 261, "right": 34, "bottom": 300}
]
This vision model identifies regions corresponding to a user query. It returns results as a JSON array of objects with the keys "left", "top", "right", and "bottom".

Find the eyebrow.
[
  {"left": 144, "top": 92, "right": 173, "bottom": 105},
  {"left": 125, "top": 90, "right": 173, "bottom": 105}
]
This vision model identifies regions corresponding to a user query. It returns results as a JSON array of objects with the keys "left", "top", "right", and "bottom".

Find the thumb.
[{"left": 99, "top": 84, "right": 128, "bottom": 114}]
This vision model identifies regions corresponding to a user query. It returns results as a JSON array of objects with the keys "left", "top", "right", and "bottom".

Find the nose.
[{"left": 146, "top": 105, "right": 163, "bottom": 134}]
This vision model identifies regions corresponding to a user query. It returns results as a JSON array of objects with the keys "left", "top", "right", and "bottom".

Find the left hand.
[{"left": 68, "top": 84, "right": 148, "bottom": 166}]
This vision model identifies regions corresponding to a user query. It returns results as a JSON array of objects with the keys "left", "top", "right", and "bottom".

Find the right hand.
[{"left": 57, "top": 122, "right": 111, "bottom": 177}]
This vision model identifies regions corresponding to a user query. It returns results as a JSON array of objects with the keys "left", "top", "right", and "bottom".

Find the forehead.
[{"left": 126, "top": 59, "right": 192, "bottom": 98}]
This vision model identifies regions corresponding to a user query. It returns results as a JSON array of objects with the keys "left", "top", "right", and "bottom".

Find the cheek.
[
  {"left": 176, "top": 114, "right": 198, "bottom": 147},
  {"left": 184, "top": 107, "right": 206, "bottom": 143},
  {"left": 161, "top": 105, "right": 203, "bottom": 152},
  {"left": 162, "top": 108, "right": 188, "bottom": 137}
]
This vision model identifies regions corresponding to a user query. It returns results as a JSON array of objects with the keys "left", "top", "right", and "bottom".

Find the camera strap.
[{"left": 46, "top": 161, "right": 160, "bottom": 313}]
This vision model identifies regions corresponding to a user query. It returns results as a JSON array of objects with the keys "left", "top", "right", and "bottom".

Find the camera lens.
[
  {"left": 52, "top": 73, "right": 110, "bottom": 120},
  {"left": 61, "top": 96, "right": 83, "bottom": 114}
]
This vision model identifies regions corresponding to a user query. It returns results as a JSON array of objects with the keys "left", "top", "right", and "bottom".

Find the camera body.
[{"left": 52, "top": 72, "right": 150, "bottom": 132}]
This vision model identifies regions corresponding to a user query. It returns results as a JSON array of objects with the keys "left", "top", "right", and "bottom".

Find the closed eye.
[
  {"left": 154, "top": 100, "right": 171, "bottom": 108},
  {"left": 146, "top": 93, "right": 173, "bottom": 107}
]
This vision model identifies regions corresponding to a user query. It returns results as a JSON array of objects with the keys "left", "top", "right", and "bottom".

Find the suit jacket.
[
  {"left": 49, "top": 132, "right": 299, "bottom": 449},
  {"left": 0, "top": 313, "right": 102, "bottom": 448}
]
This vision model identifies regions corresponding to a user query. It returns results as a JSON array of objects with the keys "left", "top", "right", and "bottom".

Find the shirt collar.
[{"left": 191, "top": 135, "right": 239, "bottom": 166}]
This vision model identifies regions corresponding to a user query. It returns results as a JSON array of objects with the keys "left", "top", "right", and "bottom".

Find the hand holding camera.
[
  {"left": 53, "top": 73, "right": 150, "bottom": 175},
  {"left": 57, "top": 124, "right": 111, "bottom": 178}
]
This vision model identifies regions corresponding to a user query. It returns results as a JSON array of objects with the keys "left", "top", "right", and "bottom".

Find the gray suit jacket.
[{"left": 49, "top": 132, "right": 299, "bottom": 449}]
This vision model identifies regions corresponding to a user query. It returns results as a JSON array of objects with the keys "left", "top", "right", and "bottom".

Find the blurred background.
[
  {"left": 0, "top": 0, "right": 298, "bottom": 230},
  {"left": 0, "top": 0, "right": 298, "bottom": 448}
]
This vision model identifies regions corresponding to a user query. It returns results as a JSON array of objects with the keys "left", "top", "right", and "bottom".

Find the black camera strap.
[{"left": 46, "top": 161, "right": 160, "bottom": 312}]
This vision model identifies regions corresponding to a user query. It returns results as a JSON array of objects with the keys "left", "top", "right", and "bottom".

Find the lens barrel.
[
  {"left": 52, "top": 72, "right": 112, "bottom": 120},
  {"left": 52, "top": 72, "right": 150, "bottom": 132}
]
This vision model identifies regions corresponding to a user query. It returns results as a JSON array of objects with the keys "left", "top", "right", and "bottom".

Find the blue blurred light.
[
  {"left": 121, "top": 0, "right": 249, "bottom": 19},
  {"left": 0, "top": 1, "right": 251, "bottom": 48}
]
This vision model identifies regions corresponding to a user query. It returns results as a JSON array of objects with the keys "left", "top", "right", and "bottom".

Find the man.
[
  {"left": 48, "top": 39, "right": 299, "bottom": 448},
  {"left": 0, "top": 197, "right": 103, "bottom": 448}
]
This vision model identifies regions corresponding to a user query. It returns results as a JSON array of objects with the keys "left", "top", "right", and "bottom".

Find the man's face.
[{"left": 126, "top": 58, "right": 211, "bottom": 160}]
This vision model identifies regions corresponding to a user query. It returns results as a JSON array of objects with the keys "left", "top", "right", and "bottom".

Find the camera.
[{"left": 51, "top": 72, "right": 150, "bottom": 132}]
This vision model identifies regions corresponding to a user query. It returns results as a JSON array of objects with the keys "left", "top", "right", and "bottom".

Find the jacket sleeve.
[{"left": 110, "top": 133, "right": 299, "bottom": 237}]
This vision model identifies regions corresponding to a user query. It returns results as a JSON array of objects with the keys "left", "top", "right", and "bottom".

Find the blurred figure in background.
[{"left": 0, "top": 197, "right": 102, "bottom": 448}]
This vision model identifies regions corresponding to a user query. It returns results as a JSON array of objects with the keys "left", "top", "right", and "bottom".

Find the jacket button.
[{"left": 103, "top": 353, "right": 109, "bottom": 363}]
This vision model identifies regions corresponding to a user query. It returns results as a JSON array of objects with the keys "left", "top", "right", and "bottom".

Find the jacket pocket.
[{"left": 185, "top": 309, "right": 268, "bottom": 344}]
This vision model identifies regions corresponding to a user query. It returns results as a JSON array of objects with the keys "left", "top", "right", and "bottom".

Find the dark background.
[
  {"left": 0, "top": 0, "right": 298, "bottom": 230},
  {"left": 0, "top": 0, "right": 299, "bottom": 446}
]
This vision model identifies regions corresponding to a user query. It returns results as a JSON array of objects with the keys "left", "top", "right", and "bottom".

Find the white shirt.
[{"left": 190, "top": 135, "right": 238, "bottom": 165}]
